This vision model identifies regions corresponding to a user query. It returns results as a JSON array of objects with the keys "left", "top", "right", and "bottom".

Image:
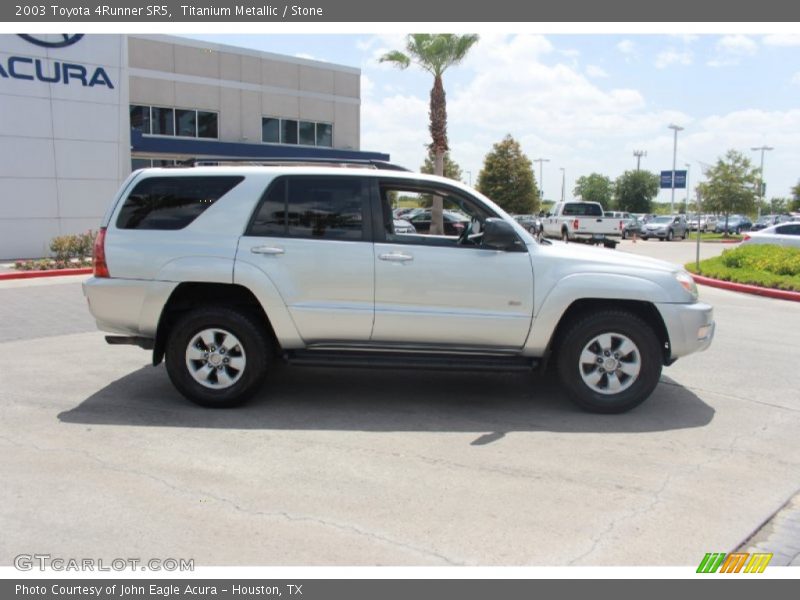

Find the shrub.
[
  {"left": 687, "top": 244, "right": 800, "bottom": 291},
  {"left": 49, "top": 230, "right": 96, "bottom": 261}
]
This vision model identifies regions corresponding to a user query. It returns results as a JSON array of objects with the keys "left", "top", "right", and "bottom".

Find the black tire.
[
  {"left": 622, "top": 230, "right": 628, "bottom": 240},
  {"left": 165, "top": 306, "right": 272, "bottom": 408},
  {"left": 666, "top": 229, "right": 674, "bottom": 241},
  {"left": 562, "top": 228, "right": 569, "bottom": 242},
  {"left": 555, "top": 310, "right": 662, "bottom": 414}
]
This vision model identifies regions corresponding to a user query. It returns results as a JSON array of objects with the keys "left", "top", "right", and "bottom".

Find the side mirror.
[{"left": 482, "top": 218, "right": 521, "bottom": 251}]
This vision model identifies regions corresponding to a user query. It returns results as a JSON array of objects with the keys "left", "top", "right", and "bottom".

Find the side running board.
[{"left": 285, "top": 350, "right": 538, "bottom": 372}]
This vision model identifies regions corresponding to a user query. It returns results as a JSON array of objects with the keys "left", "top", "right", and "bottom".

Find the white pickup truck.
[{"left": 542, "top": 201, "right": 624, "bottom": 248}]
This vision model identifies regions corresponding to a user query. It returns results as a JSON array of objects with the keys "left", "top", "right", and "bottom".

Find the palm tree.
[{"left": 380, "top": 34, "right": 479, "bottom": 234}]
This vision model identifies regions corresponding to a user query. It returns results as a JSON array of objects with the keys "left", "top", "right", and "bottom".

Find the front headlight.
[{"left": 675, "top": 271, "right": 699, "bottom": 301}]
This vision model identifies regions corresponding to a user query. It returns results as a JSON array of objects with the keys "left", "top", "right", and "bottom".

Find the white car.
[{"left": 741, "top": 223, "right": 800, "bottom": 248}]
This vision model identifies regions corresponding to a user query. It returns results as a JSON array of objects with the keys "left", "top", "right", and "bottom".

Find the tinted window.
[
  {"left": 563, "top": 203, "right": 602, "bottom": 216},
  {"left": 151, "top": 107, "right": 174, "bottom": 136},
  {"left": 281, "top": 119, "right": 298, "bottom": 144},
  {"left": 776, "top": 224, "right": 800, "bottom": 235},
  {"left": 117, "top": 176, "right": 244, "bottom": 230},
  {"left": 299, "top": 121, "right": 316, "bottom": 145},
  {"left": 316, "top": 123, "right": 333, "bottom": 147},
  {"left": 175, "top": 109, "right": 196, "bottom": 137},
  {"left": 248, "top": 177, "right": 367, "bottom": 241},
  {"left": 249, "top": 179, "right": 286, "bottom": 237},
  {"left": 262, "top": 118, "right": 280, "bottom": 143},
  {"left": 130, "top": 105, "right": 150, "bottom": 134},
  {"left": 197, "top": 111, "right": 218, "bottom": 138}
]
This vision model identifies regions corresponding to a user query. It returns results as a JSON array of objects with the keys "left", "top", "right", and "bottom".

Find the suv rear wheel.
[
  {"left": 165, "top": 307, "right": 271, "bottom": 407},
  {"left": 556, "top": 310, "right": 662, "bottom": 413}
]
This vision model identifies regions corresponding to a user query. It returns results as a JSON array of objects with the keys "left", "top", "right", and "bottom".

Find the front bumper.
[
  {"left": 656, "top": 301, "right": 715, "bottom": 361},
  {"left": 643, "top": 228, "right": 669, "bottom": 238}
]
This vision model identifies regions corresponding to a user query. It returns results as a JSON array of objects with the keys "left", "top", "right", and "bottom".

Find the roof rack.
[{"left": 172, "top": 157, "right": 411, "bottom": 172}]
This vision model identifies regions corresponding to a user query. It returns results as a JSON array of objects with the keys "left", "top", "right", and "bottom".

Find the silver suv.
[{"left": 84, "top": 161, "right": 714, "bottom": 413}]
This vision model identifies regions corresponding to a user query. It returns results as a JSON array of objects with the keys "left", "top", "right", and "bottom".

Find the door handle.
[
  {"left": 251, "top": 246, "right": 285, "bottom": 255},
  {"left": 379, "top": 252, "right": 413, "bottom": 262}
]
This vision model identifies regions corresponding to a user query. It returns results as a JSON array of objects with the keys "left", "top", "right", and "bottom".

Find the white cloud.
[
  {"left": 655, "top": 49, "right": 692, "bottom": 69},
  {"left": 792, "top": 72, "right": 800, "bottom": 86},
  {"left": 617, "top": 39, "right": 635, "bottom": 54},
  {"left": 763, "top": 34, "right": 800, "bottom": 47},
  {"left": 585, "top": 65, "right": 608, "bottom": 78},
  {"left": 707, "top": 35, "right": 758, "bottom": 67},
  {"left": 294, "top": 53, "right": 315, "bottom": 61}
]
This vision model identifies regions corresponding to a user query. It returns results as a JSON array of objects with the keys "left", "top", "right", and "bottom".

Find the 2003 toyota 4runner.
[{"left": 83, "top": 161, "right": 714, "bottom": 413}]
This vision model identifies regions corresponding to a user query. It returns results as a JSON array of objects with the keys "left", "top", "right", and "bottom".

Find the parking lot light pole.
[
  {"left": 533, "top": 158, "right": 550, "bottom": 202},
  {"left": 684, "top": 163, "right": 691, "bottom": 215},
  {"left": 668, "top": 124, "right": 684, "bottom": 215},
  {"left": 751, "top": 145, "right": 773, "bottom": 219},
  {"left": 560, "top": 167, "right": 565, "bottom": 202}
]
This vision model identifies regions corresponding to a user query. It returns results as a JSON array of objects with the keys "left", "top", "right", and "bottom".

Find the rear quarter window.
[{"left": 116, "top": 176, "right": 244, "bottom": 230}]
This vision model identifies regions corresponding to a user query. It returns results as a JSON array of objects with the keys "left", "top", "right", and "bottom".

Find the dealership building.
[{"left": 0, "top": 33, "right": 386, "bottom": 259}]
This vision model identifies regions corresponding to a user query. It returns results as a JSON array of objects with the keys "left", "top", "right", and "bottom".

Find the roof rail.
[{"left": 173, "top": 157, "right": 411, "bottom": 172}]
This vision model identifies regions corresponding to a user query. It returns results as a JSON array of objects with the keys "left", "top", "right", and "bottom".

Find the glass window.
[
  {"left": 130, "top": 105, "right": 150, "bottom": 134},
  {"left": 316, "top": 123, "right": 333, "bottom": 147},
  {"left": 175, "top": 109, "right": 196, "bottom": 137},
  {"left": 281, "top": 119, "right": 298, "bottom": 144},
  {"left": 248, "top": 179, "right": 287, "bottom": 237},
  {"left": 286, "top": 178, "right": 365, "bottom": 240},
  {"left": 262, "top": 118, "right": 280, "bottom": 143},
  {"left": 562, "top": 202, "right": 602, "bottom": 217},
  {"left": 380, "top": 184, "right": 493, "bottom": 246},
  {"left": 150, "top": 107, "right": 174, "bottom": 136},
  {"left": 299, "top": 121, "right": 316, "bottom": 146},
  {"left": 116, "top": 176, "right": 244, "bottom": 230},
  {"left": 197, "top": 111, "right": 218, "bottom": 139},
  {"left": 131, "top": 158, "right": 151, "bottom": 171}
]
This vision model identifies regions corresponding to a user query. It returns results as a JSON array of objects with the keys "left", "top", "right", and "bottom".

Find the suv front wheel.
[
  {"left": 165, "top": 307, "right": 271, "bottom": 407},
  {"left": 556, "top": 310, "right": 662, "bottom": 413}
]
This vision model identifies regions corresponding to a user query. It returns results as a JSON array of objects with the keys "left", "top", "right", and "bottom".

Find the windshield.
[{"left": 652, "top": 216, "right": 672, "bottom": 223}]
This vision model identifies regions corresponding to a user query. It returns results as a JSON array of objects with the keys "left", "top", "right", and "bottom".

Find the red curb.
[
  {"left": 0, "top": 267, "right": 93, "bottom": 281},
  {"left": 691, "top": 273, "right": 800, "bottom": 302}
]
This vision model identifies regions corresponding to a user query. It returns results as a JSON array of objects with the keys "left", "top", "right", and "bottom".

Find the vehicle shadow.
[{"left": 58, "top": 363, "right": 715, "bottom": 435}]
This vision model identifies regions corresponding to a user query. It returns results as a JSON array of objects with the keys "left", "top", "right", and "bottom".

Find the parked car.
[
  {"left": 751, "top": 214, "right": 792, "bottom": 231},
  {"left": 513, "top": 214, "right": 542, "bottom": 238},
  {"left": 640, "top": 215, "right": 688, "bottom": 241},
  {"left": 407, "top": 209, "right": 470, "bottom": 236},
  {"left": 83, "top": 161, "right": 714, "bottom": 414},
  {"left": 542, "top": 201, "right": 623, "bottom": 248},
  {"left": 688, "top": 214, "right": 717, "bottom": 232},
  {"left": 741, "top": 223, "right": 800, "bottom": 248},
  {"left": 621, "top": 216, "right": 643, "bottom": 239},
  {"left": 393, "top": 219, "right": 416, "bottom": 234},
  {"left": 714, "top": 215, "right": 752, "bottom": 234}
]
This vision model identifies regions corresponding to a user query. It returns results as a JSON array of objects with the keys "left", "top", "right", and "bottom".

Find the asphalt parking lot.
[{"left": 1, "top": 240, "right": 798, "bottom": 567}]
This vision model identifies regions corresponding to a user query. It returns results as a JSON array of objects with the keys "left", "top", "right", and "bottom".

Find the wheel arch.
[
  {"left": 535, "top": 298, "right": 672, "bottom": 367},
  {"left": 153, "top": 282, "right": 280, "bottom": 366}
]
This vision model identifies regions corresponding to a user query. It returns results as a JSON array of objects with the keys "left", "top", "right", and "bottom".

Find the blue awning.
[{"left": 130, "top": 129, "right": 390, "bottom": 161}]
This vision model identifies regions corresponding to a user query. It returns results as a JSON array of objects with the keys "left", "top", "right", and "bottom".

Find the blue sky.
[{"left": 186, "top": 33, "right": 800, "bottom": 205}]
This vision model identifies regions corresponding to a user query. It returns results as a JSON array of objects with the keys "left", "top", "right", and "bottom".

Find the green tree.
[
  {"left": 697, "top": 150, "right": 759, "bottom": 234},
  {"left": 476, "top": 134, "right": 539, "bottom": 214},
  {"left": 768, "top": 197, "right": 789, "bottom": 214},
  {"left": 614, "top": 170, "right": 660, "bottom": 213},
  {"left": 420, "top": 148, "right": 463, "bottom": 181},
  {"left": 791, "top": 182, "right": 800, "bottom": 212},
  {"left": 380, "top": 34, "right": 479, "bottom": 234},
  {"left": 573, "top": 173, "right": 614, "bottom": 209}
]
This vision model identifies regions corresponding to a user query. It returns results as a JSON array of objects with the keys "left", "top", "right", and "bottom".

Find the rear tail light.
[
  {"left": 93, "top": 227, "right": 110, "bottom": 278},
  {"left": 619, "top": 220, "right": 624, "bottom": 231},
  {"left": 573, "top": 219, "right": 579, "bottom": 230},
  {"left": 743, "top": 235, "right": 751, "bottom": 242}
]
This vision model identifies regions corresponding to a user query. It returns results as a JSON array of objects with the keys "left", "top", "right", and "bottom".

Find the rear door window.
[
  {"left": 116, "top": 176, "right": 244, "bottom": 230},
  {"left": 248, "top": 176, "right": 370, "bottom": 241}
]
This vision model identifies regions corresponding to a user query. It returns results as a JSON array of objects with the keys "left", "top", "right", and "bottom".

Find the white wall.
[{"left": 0, "top": 34, "right": 129, "bottom": 259}]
